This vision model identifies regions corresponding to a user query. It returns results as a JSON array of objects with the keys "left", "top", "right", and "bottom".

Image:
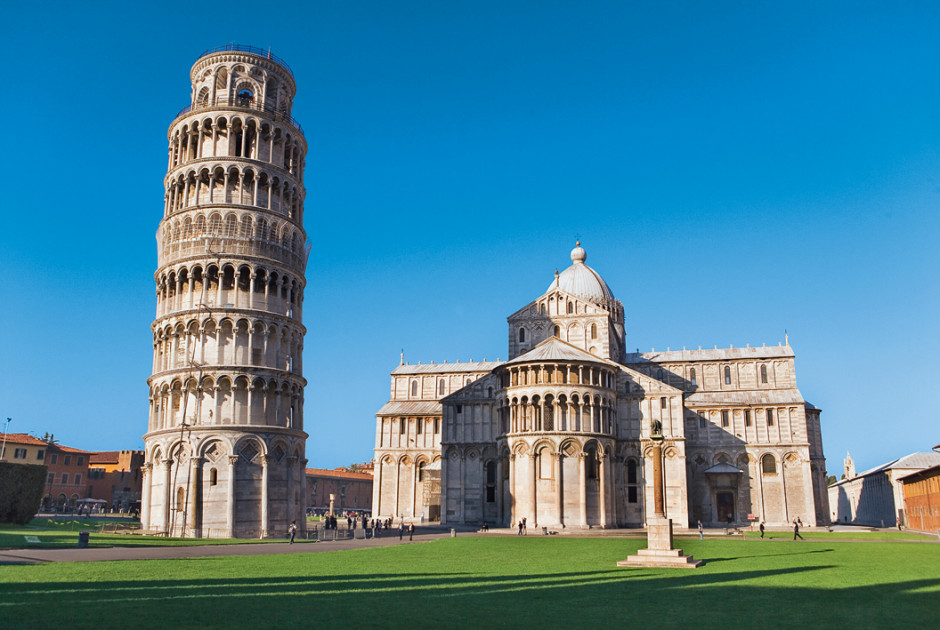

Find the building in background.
[
  {"left": 42, "top": 443, "right": 92, "bottom": 511},
  {"left": 88, "top": 451, "right": 145, "bottom": 511},
  {"left": 899, "top": 460, "right": 940, "bottom": 533},
  {"left": 829, "top": 450, "right": 940, "bottom": 527},
  {"left": 0, "top": 433, "right": 48, "bottom": 465},
  {"left": 305, "top": 468, "right": 373, "bottom": 515},
  {"left": 374, "top": 243, "right": 829, "bottom": 528},
  {"left": 142, "top": 45, "right": 309, "bottom": 538}
]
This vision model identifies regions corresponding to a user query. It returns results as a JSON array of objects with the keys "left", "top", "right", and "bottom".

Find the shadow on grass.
[{"left": 704, "top": 548, "right": 836, "bottom": 563}]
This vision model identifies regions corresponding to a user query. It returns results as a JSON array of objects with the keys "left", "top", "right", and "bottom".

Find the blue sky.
[{"left": 1, "top": 1, "right": 937, "bottom": 474}]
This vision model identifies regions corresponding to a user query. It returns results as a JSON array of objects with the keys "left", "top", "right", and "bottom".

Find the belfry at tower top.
[{"left": 547, "top": 241, "right": 616, "bottom": 304}]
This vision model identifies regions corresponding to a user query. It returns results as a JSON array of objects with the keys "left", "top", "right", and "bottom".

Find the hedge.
[{"left": 0, "top": 462, "right": 47, "bottom": 524}]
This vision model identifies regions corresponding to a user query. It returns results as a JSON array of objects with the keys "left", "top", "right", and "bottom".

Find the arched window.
[
  {"left": 761, "top": 454, "right": 777, "bottom": 474},
  {"left": 585, "top": 446, "right": 599, "bottom": 480},
  {"left": 438, "top": 379, "right": 445, "bottom": 395},
  {"left": 209, "top": 468, "right": 218, "bottom": 486},
  {"left": 745, "top": 410, "right": 752, "bottom": 426},
  {"left": 553, "top": 325, "right": 560, "bottom": 337},
  {"left": 721, "top": 410, "right": 729, "bottom": 427},
  {"left": 410, "top": 380, "right": 417, "bottom": 396},
  {"left": 539, "top": 303, "right": 545, "bottom": 314},
  {"left": 519, "top": 327, "right": 526, "bottom": 342},
  {"left": 766, "top": 409, "right": 774, "bottom": 426},
  {"left": 176, "top": 487, "right": 185, "bottom": 511},
  {"left": 567, "top": 301, "right": 574, "bottom": 314},
  {"left": 591, "top": 323, "right": 597, "bottom": 339},
  {"left": 657, "top": 369, "right": 664, "bottom": 381},
  {"left": 689, "top": 368, "right": 696, "bottom": 387},
  {"left": 761, "top": 364, "right": 768, "bottom": 384},
  {"left": 724, "top": 366, "right": 732, "bottom": 385},
  {"left": 418, "top": 461, "right": 426, "bottom": 482},
  {"left": 626, "top": 459, "right": 639, "bottom": 503},
  {"left": 485, "top": 461, "right": 497, "bottom": 502},
  {"left": 661, "top": 397, "right": 667, "bottom": 409}
]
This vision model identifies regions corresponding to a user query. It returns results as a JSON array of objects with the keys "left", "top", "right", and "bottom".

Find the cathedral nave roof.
[
  {"left": 376, "top": 401, "right": 443, "bottom": 416},
  {"left": 685, "top": 389, "right": 806, "bottom": 407},
  {"left": 504, "top": 336, "right": 615, "bottom": 366}
]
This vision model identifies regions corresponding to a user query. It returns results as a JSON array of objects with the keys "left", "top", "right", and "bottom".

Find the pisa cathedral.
[
  {"left": 142, "top": 46, "right": 308, "bottom": 538},
  {"left": 373, "top": 243, "right": 829, "bottom": 528}
]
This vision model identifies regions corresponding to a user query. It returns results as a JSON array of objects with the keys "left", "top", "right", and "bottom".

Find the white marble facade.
[
  {"left": 143, "top": 46, "right": 308, "bottom": 538},
  {"left": 373, "top": 243, "right": 829, "bottom": 528}
]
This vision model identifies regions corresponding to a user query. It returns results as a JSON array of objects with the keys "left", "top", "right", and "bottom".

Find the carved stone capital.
[
  {"left": 261, "top": 455, "right": 273, "bottom": 466},
  {"left": 228, "top": 455, "right": 240, "bottom": 466}
]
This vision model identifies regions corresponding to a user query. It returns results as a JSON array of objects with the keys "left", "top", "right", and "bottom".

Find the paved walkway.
[{"left": 0, "top": 530, "right": 453, "bottom": 565}]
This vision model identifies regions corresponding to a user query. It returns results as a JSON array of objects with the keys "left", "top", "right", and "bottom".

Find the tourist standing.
[
  {"left": 793, "top": 519, "right": 803, "bottom": 540},
  {"left": 697, "top": 520, "right": 703, "bottom": 540},
  {"left": 517, "top": 520, "right": 523, "bottom": 536},
  {"left": 288, "top": 520, "right": 297, "bottom": 544},
  {"left": 759, "top": 522, "right": 765, "bottom": 539}
]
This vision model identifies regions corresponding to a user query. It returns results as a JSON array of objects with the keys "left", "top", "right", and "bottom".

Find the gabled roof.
[
  {"left": 504, "top": 337, "right": 614, "bottom": 366},
  {"left": 704, "top": 463, "right": 743, "bottom": 474},
  {"left": 625, "top": 344, "right": 794, "bottom": 363},
  {"left": 685, "top": 390, "right": 805, "bottom": 407},
  {"left": 376, "top": 401, "right": 442, "bottom": 416},
  {"left": 2, "top": 433, "right": 48, "bottom": 447},
  {"left": 832, "top": 451, "right": 940, "bottom": 486},
  {"left": 90, "top": 451, "right": 120, "bottom": 464},
  {"left": 305, "top": 467, "right": 373, "bottom": 480},
  {"left": 392, "top": 361, "right": 503, "bottom": 375}
]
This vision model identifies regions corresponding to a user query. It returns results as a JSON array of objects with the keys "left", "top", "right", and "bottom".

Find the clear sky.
[{"left": 1, "top": 1, "right": 937, "bottom": 475}]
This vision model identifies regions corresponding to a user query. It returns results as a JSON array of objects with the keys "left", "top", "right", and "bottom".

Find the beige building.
[
  {"left": 829, "top": 451, "right": 940, "bottom": 527},
  {"left": 374, "top": 243, "right": 829, "bottom": 528},
  {"left": 142, "top": 45, "right": 308, "bottom": 538}
]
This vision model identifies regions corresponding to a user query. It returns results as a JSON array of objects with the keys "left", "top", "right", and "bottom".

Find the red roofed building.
[
  {"left": 87, "top": 450, "right": 145, "bottom": 511},
  {"left": 42, "top": 443, "right": 92, "bottom": 511},
  {"left": 0, "top": 433, "right": 49, "bottom": 465},
  {"left": 305, "top": 467, "right": 373, "bottom": 515}
]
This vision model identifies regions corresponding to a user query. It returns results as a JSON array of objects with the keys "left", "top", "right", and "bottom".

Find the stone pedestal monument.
[{"left": 618, "top": 426, "right": 702, "bottom": 568}]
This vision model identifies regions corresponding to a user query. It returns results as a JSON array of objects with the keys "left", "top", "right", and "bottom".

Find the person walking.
[
  {"left": 288, "top": 520, "right": 297, "bottom": 544},
  {"left": 697, "top": 520, "right": 703, "bottom": 540},
  {"left": 517, "top": 520, "right": 523, "bottom": 536},
  {"left": 793, "top": 519, "right": 803, "bottom": 540},
  {"left": 522, "top": 517, "right": 528, "bottom": 535},
  {"left": 759, "top": 521, "right": 765, "bottom": 539},
  {"left": 408, "top": 523, "right": 415, "bottom": 541},
  {"left": 399, "top": 522, "right": 404, "bottom": 540}
]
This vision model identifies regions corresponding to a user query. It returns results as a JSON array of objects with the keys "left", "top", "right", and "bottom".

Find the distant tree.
[
  {"left": 347, "top": 463, "right": 360, "bottom": 473},
  {"left": 840, "top": 474, "right": 846, "bottom": 480},
  {"left": 827, "top": 475, "right": 838, "bottom": 486},
  {"left": 41, "top": 433, "right": 58, "bottom": 444}
]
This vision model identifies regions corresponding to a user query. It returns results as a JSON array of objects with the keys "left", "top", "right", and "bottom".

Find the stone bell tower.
[{"left": 142, "top": 45, "right": 308, "bottom": 538}]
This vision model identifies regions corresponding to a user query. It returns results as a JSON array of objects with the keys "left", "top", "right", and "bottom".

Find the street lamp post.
[{"left": 0, "top": 417, "right": 11, "bottom": 462}]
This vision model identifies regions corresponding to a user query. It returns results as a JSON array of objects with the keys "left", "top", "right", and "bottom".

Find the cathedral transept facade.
[{"left": 373, "top": 243, "right": 828, "bottom": 528}]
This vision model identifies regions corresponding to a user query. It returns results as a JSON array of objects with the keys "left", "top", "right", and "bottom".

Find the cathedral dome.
[{"left": 548, "top": 242, "right": 615, "bottom": 303}]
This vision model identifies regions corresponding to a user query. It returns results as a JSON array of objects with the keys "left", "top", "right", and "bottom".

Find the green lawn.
[{"left": 1, "top": 537, "right": 937, "bottom": 628}]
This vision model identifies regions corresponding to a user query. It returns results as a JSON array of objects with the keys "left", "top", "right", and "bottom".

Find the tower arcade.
[{"left": 143, "top": 45, "right": 308, "bottom": 538}]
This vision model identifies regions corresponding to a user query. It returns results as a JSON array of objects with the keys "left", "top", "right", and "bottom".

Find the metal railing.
[
  {"left": 196, "top": 44, "right": 293, "bottom": 77},
  {"left": 175, "top": 98, "right": 303, "bottom": 133}
]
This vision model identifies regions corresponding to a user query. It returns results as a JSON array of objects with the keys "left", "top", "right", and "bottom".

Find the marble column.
[
  {"left": 260, "top": 455, "right": 271, "bottom": 538},
  {"left": 140, "top": 463, "right": 152, "bottom": 532},
  {"left": 227, "top": 455, "right": 238, "bottom": 537}
]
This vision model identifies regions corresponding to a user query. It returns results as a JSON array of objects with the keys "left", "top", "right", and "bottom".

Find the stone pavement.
[{"left": 0, "top": 529, "right": 453, "bottom": 565}]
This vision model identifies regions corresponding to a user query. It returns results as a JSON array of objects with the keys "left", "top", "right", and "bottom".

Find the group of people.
[{"left": 516, "top": 517, "right": 528, "bottom": 535}]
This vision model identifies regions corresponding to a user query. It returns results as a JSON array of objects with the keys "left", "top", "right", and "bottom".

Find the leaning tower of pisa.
[{"left": 143, "top": 45, "right": 308, "bottom": 538}]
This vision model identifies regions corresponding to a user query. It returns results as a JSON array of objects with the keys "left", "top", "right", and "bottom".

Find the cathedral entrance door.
[{"left": 716, "top": 491, "right": 735, "bottom": 524}]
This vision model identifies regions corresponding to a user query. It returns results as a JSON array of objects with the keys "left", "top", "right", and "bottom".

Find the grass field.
[{"left": 1, "top": 536, "right": 938, "bottom": 629}]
